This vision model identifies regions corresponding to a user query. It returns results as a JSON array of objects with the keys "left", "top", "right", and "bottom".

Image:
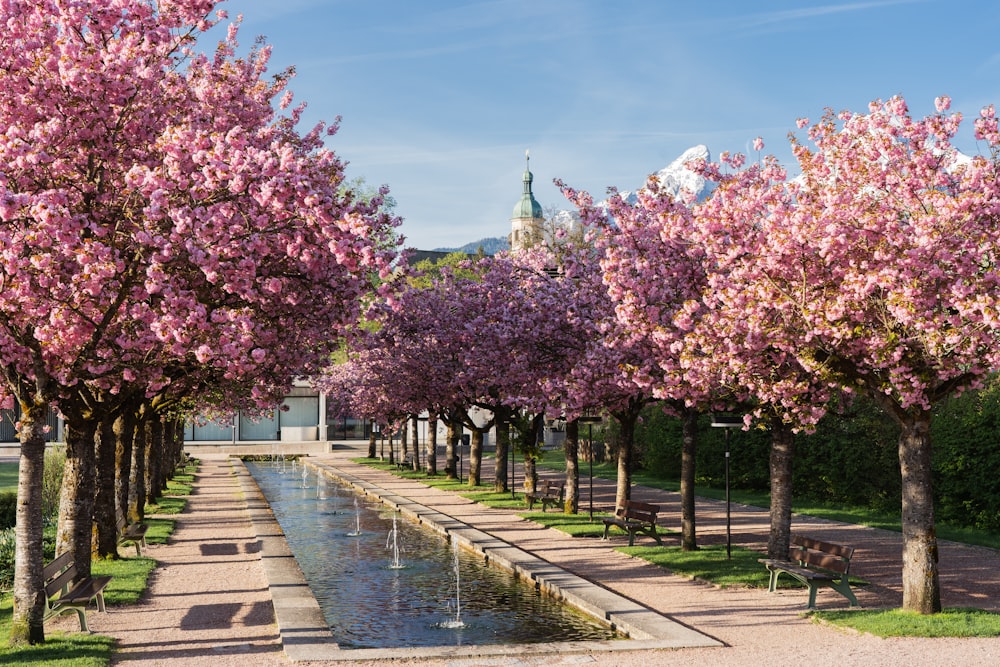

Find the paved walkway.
[{"left": 84, "top": 442, "right": 1000, "bottom": 666}]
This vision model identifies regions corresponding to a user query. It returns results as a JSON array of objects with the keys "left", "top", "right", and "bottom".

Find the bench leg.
[
  {"left": 627, "top": 530, "right": 636, "bottom": 547},
  {"left": 70, "top": 606, "right": 91, "bottom": 633},
  {"left": 807, "top": 583, "right": 819, "bottom": 609},
  {"left": 832, "top": 579, "right": 859, "bottom": 607},
  {"left": 767, "top": 567, "right": 780, "bottom": 593}
]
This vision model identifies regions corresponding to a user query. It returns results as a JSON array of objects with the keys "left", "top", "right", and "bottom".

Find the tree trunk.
[
  {"left": 128, "top": 409, "right": 148, "bottom": 523},
  {"left": 146, "top": 417, "right": 163, "bottom": 506},
  {"left": 400, "top": 422, "right": 408, "bottom": 462},
  {"left": 56, "top": 419, "right": 97, "bottom": 582},
  {"left": 115, "top": 408, "right": 136, "bottom": 527},
  {"left": 426, "top": 414, "right": 437, "bottom": 475},
  {"left": 493, "top": 407, "right": 511, "bottom": 493},
  {"left": 9, "top": 398, "right": 50, "bottom": 645},
  {"left": 444, "top": 419, "right": 458, "bottom": 479},
  {"left": 898, "top": 410, "right": 942, "bottom": 613},
  {"left": 563, "top": 419, "right": 579, "bottom": 513},
  {"left": 468, "top": 428, "right": 483, "bottom": 487},
  {"left": 614, "top": 406, "right": 639, "bottom": 509},
  {"left": 93, "top": 416, "right": 119, "bottom": 559},
  {"left": 367, "top": 428, "right": 377, "bottom": 458},
  {"left": 680, "top": 408, "right": 698, "bottom": 551},
  {"left": 163, "top": 418, "right": 179, "bottom": 479},
  {"left": 767, "top": 418, "right": 795, "bottom": 559},
  {"left": 410, "top": 415, "right": 420, "bottom": 470}
]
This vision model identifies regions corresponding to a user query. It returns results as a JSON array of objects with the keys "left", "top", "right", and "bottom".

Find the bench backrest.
[
  {"left": 617, "top": 500, "right": 659, "bottom": 523},
  {"left": 43, "top": 553, "right": 77, "bottom": 599},
  {"left": 43, "top": 551, "right": 73, "bottom": 582},
  {"left": 790, "top": 534, "right": 853, "bottom": 575}
]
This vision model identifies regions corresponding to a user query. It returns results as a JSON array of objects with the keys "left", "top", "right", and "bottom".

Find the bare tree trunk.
[
  {"left": 898, "top": 411, "right": 941, "bottom": 613},
  {"left": 563, "top": 419, "right": 579, "bottom": 513},
  {"left": 468, "top": 428, "right": 483, "bottom": 487},
  {"left": 767, "top": 418, "right": 795, "bottom": 559},
  {"left": 400, "top": 422, "right": 408, "bottom": 463},
  {"left": 56, "top": 418, "right": 97, "bottom": 582},
  {"left": 146, "top": 417, "right": 164, "bottom": 506},
  {"left": 128, "top": 408, "right": 148, "bottom": 523},
  {"left": 367, "top": 427, "right": 377, "bottom": 458},
  {"left": 426, "top": 414, "right": 437, "bottom": 474},
  {"left": 613, "top": 405, "right": 640, "bottom": 509},
  {"left": 115, "top": 408, "right": 136, "bottom": 526},
  {"left": 410, "top": 415, "right": 420, "bottom": 470},
  {"left": 493, "top": 407, "right": 511, "bottom": 493},
  {"left": 10, "top": 397, "right": 50, "bottom": 645},
  {"left": 94, "top": 417, "right": 119, "bottom": 559},
  {"left": 444, "top": 419, "right": 458, "bottom": 479},
  {"left": 680, "top": 408, "right": 698, "bottom": 551}
]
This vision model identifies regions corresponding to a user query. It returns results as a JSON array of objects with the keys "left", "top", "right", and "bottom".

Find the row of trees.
[
  {"left": 1, "top": 1, "right": 399, "bottom": 644},
  {"left": 324, "top": 95, "right": 1000, "bottom": 616}
]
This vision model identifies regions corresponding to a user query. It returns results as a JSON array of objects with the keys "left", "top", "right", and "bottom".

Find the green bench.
[
  {"left": 759, "top": 534, "right": 859, "bottom": 609},
  {"left": 117, "top": 515, "right": 149, "bottom": 557},
  {"left": 601, "top": 500, "right": 663, "bottom": 546},
  {"left": 43, "top": 551, "right": 112, "bottom": 633},
  {"left": 525, "top": 480, "right": 564, "bottom": 511},
  {"left": 396, "top": 452, "right": 415, "bottom": 471}
]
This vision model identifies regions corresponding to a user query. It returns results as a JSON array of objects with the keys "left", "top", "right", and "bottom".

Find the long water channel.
[{"left": 246, "top": 460, "right": 619, "bottom": 649}]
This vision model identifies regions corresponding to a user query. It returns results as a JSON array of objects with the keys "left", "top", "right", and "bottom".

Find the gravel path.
[{"left": 72, "top": 446, "right": 1000, "bottom": 666}]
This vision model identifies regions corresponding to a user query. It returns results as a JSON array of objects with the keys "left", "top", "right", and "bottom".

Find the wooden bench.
[
  {"left": 524, "top": 480, "right": 564, "bottom": 512},
  {"left": 395, "top": 452, "right": 415, "bottom": 471},
  {"left": 601, "top": 500, "right": 663, "bottom": 546},
  {"left": 116, "top": 516, "right": 149, "bottom": 557},
  {"left": 759, "top": 534, "right": 860, "bottom": 609},
  {"left": 43, "top": 551, "right": 113, "bottom": 633}
]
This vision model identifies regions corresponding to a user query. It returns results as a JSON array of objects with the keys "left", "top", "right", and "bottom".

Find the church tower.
[{"left": 510, "top": 150, "right": 544, "bottom": 251}]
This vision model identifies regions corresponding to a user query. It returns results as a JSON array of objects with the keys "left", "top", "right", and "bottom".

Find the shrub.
[
  {"left": 0, "top": 527, "right": 13, "bottom": 591},
  {"left": 0, "top": 491, "right": 16, "bottom": 530},
  {"left": 42, "top": 447, "right": 65, "bottom": 524}
]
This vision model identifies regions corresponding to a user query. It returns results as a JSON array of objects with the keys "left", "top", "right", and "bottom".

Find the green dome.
[{"left": 512, "top": 166, "right": 543, "bottom": 219}]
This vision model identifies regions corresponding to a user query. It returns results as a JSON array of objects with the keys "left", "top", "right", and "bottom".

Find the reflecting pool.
[{"left": 246, "top": 460, "right": 618, "bottom": 649}]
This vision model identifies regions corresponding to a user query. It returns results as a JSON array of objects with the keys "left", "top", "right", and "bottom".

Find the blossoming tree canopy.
[
  {"left": 701, "top": 95, "right": 1000, "bottom": 613},
  {"left": 0, "top": 0, "right": 399, "bottom": 644},
  {"left": 0, "top": 0, "right": 399, "bottom": 397}
]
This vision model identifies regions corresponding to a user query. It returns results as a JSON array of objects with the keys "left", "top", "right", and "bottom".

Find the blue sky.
[{"left": 211, "top": 1, "right": 1000, "bottom": 250}]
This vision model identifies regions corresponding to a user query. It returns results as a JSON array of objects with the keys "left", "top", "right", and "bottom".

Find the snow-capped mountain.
[{"left": 615, "top": 144, "right": 716, "bottom": 205}]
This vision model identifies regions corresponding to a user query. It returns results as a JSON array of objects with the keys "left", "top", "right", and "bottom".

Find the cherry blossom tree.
[
  {"left": 559, "top": 180, "right": 715, "bottom": 541},
  {"left": 0, "top": 1, "right": 398, "bottom": 643},
  {"left": 699, "top": 96, "right": 1000, "bottom": 613}
]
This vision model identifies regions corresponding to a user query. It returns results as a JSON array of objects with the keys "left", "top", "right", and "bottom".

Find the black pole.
[
  {"left": 725, "top": 428, "right": 731, "bottom": 560},
  {"left": 588, "top": 422, "right": 594, "bottom": 521},
  {"left": 510, "top": 424, "right": 516, "bottom": 499}
]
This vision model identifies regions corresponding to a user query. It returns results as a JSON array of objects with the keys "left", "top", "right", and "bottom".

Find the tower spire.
[{"left": 511, "top": 149, "right": 544, "bottom": 251}]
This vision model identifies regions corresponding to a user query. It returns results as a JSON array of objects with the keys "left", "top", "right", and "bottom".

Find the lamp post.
[
  {"left": 578, "top": 416, "right": 602, "bottom": 521},
  {"left": 711, "top": 414, "right": 743, "bottom": 559}
]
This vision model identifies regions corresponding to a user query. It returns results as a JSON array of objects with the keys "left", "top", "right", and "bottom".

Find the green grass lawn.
[
  {"left": 812, "top": 607, "right": 1000, "bottom": 637},
  {"left": 0, "top": 462, "right": 17, "bottom": 493}
]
